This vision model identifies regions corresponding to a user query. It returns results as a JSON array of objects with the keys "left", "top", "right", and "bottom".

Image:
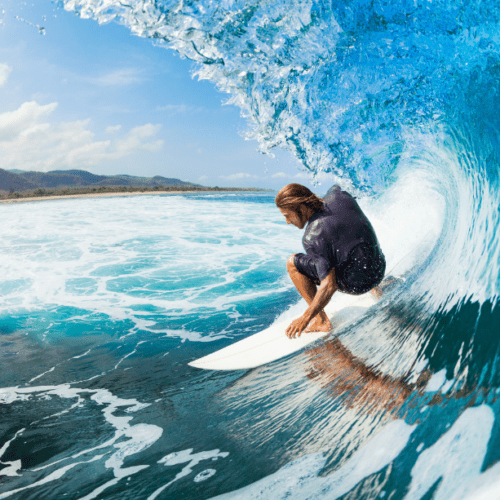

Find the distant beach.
[{"left": 0, "top": 188, "right": 271, "bottom": 204}]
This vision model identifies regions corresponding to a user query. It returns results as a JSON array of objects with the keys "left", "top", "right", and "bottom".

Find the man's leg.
[
  {"left": 287, "top": 255, "right": 332, "bottom": 332},
  {"left": 370, "top": 277, "right": 400, "bottom": 299}
]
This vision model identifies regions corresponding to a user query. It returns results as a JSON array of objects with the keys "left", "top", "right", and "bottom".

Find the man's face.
[{"left": 279, "top": 206, "right": 306, "bottom": 229}]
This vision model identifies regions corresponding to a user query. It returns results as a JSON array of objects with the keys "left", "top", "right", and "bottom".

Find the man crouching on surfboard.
[{"left": 276, "top": 183, "right": 386, "bottom": 339}]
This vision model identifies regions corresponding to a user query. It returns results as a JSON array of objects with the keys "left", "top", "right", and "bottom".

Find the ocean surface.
[{"left": 1, "top": 0, "right": 500, "bottom": 499}]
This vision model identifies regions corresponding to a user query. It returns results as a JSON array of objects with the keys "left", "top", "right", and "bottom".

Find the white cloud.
[
  {"left": 114, "top": 124, "right": 163, "bottom": 155},
  {"left": 294, "top": 172, "right": 309, "bottom": 179},
  {"left": 105, "top": 125, "right": 122, "bottom": 133},
  {"left": 272, "top": 172, "right": 288, "bottom": 178},
  {"left": 198, "top": 175, "right": 208, "bottom": 182},
  {"left": 0, "top": 63, "right": 12, "bottom": 86},
  {"left": 0, "top": 101, "right": 57, "bottom": 141},
  {"left": 0, "top": 101, "right": 164, "bottom": 171},
  {"left": 219, "top": 173, "right": 257, "bottom": 180},
  {"left": 91, "top": 69, "right": 142, "bottom": 86}
]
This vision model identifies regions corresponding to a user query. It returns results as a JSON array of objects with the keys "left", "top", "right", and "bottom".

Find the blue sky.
[{"left": 0, "top": 0, "right": 329, "bottom": 190}]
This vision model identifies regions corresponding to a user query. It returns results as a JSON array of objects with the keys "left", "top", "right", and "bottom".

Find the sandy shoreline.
[{"left": 0, "top": 190, "right": 207, "bottom": 205}]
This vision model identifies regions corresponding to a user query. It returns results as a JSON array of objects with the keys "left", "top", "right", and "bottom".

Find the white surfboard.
[{"left": 189, "top": 292, "right": 378, "bottom": 370}]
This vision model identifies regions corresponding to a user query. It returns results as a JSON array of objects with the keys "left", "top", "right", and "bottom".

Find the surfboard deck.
[{"left": 189, "top": 292, "right": 378, "bottom": 371}]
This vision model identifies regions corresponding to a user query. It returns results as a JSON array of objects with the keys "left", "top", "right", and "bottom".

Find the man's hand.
[
  {"left": 285, "top": 316, "right": 310, "bottom": 338},
  {"left": 285, "top": 267, "right": 338, "bottom": 339}
]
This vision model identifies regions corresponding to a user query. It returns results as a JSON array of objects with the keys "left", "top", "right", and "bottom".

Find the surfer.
[{"left": 276, "top": 183, "right": 386, "bottom": 338}]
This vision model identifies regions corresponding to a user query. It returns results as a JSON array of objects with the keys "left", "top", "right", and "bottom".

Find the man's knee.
[{"left": 287, "top": 254, "right": 297, "bottom": 273}]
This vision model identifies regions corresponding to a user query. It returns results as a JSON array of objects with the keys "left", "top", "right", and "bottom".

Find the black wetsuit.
[{"left": 294, "top": 186, "right": 386, "bottom": 294}]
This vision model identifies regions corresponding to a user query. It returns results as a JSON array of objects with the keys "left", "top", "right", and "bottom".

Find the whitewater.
[{"left": 1, "top": 0, "right": 500, "bottom": 499}]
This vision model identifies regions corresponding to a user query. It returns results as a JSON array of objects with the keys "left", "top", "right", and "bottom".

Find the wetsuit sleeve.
[
  {"left": 308, "top": 254, "right": 332, "bottom": 283},
  {"left": 304, "top": 226, "right": 335, "bottom": 282}
]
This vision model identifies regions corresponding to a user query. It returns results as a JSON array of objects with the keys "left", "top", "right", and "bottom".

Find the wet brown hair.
[{"left": 275, "top": 183, "right": 324, "bottom": 214}]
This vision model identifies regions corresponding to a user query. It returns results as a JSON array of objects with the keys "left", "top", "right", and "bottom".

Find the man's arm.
[{"left": 285, "top": 267, "right": 338, "bottom": 338}]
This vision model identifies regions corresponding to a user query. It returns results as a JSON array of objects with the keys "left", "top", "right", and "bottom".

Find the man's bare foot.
[{"left": 304, "top": 315, "right": 332, "bottom": 333}]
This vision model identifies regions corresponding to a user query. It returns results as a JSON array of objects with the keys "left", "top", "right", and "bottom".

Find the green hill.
[
  {"left": 1, "top": 169, "right": 201, "bottom": 192},
  {"left": 0, "top": 169, "right": 37, "bottom": 192}
]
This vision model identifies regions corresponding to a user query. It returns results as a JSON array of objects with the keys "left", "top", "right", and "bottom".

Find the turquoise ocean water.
[{"left": 2, "top": 1, "right": 500, "bottom": 498}]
